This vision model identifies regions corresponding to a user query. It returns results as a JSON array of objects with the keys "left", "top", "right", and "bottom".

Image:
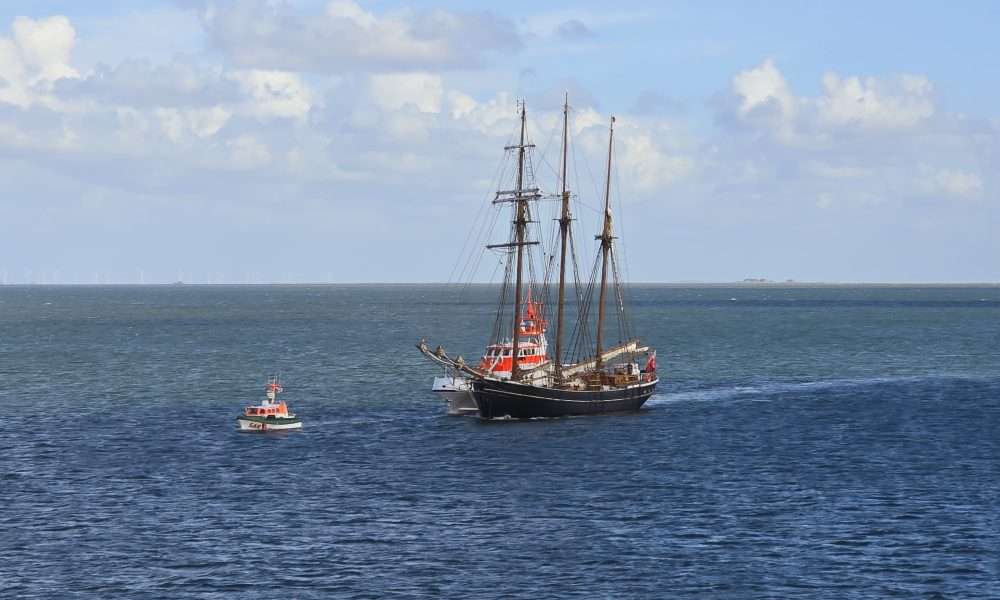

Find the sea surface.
[{"left": 2, "top": 284, "right": 999, "bottom": 598}]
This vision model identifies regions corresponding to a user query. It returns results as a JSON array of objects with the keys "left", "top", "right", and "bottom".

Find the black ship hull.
[{"left": 472, "top": 377, "right": 658, "bottom": 419}]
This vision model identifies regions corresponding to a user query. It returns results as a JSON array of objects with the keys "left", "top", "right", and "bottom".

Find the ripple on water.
[{"left": 3, "top": 285, "right": 1000, "bottom": 598}]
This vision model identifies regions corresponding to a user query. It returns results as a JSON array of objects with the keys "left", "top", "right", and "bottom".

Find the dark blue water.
[{"left": 3, "top": 285, "right": 999, "bottom": 598}]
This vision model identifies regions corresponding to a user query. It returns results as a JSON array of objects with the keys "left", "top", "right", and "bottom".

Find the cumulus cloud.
[
  {"left": 818, "top": 73, "right": 934, "bottom": 129},
  {"left": 0, "top": 11, "right": 513, "bottom": 196},
  {"left": 2, "top": 16, "right": 988, "bottom": 215},
  {"left": 0, "top": 16, "right": 79, "bottom": 107},
  {"left": 726, "top": 58, "right": 800, "bottom": 143},
  {"left": 224, "top": 134, "right": 271, "bottom": 169},
  {"left": 370, "top": 73, "right": 443, "bottom": 114},
  {"left": 153, "top": 105, "right": 231, "bottom": 141},
  {"left": 616, "top": 127, "right": 694, "bottom": 191},
  {"left": 0, "top": 15, "right": 325, "bottom": 190},
  {"left": 231, "top": 69, "right": 316, "bottom": 121},
  {"left": 57, "top": 59, "right": 238, "bottom": 108},
  {"left": 724, "top": 59, "right": 938, "bottom": 142},
  {"left": 732, "top": 58, "right": 797, "bottom": 119},
  {"left": 201, "top": 0, "right": 522, "bottom": 73},
  {"left": 696, "top": 57, "right": 997, "bottom": 229},
  {"left": 918, "top": 167, "right": 984, "bottom": 199},
  {"left": 561, "top": 110, "right": 696, "bottom": 197},
  {"left": 443, "top": 90, "right": 518, "bottom": 136}
]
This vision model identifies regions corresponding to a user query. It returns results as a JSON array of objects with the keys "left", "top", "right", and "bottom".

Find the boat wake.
[{"left": 646, "top": 375, "right": 968, "bottom": 406}]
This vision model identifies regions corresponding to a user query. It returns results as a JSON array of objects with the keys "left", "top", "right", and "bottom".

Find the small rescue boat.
[
  {"left": 237, "top": 376, "right": 302, "bottom": 432},
  {"left": 432, "top": 370, "right": 477, "bottom": 416}
]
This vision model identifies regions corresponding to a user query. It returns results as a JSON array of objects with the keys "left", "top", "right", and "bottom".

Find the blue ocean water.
[{"left": 2, "top": 284, "right": 999, "bottom": 598}]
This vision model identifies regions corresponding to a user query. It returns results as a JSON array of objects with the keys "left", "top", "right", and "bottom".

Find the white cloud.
[
  {"left": 203, "top": 0, "right": 521, "bottom": 73},
  {"left": 725, "top": 60, "right": 939, "bottom": 145},
  {"left": 446, "top": 90, "right": 477, "bottom": 119},
  {"left": 732, "top": 58, "right": 796, "bottom": 119},
  {"left": 231, "top": 69, "right": 316, "bottom": 121},
  {"left": 619, "top": 132, "right": 694, "bottom": 191},
  {"left": 446, "top": 91, "right": 517, "bottom": 136},
  {"left": 326, "top": 0, "right": 377, "bottom": 28},
  {"left": 382, "top": 110, "right": 435, "bottom": 142},
  {"left": 573, "top": 106, "right": 605, "bottom": 135},
  {"left": 919, "top": 167, "right": 984, "bottom": 199},
  {"left": 58, "top": 59, "right": 238, "bottom": 108},
  {"left": 9, "top": 15, "right": 78, "bottom": 82},
  {"left": 225, "top": 134, "right": 271, "bottom": 169},
  {"left": 189, "top": 105, "right": 231, "bottom": 137},
  {"left": 370, "top": 73, "right": 443, "bottom": 114},
  {"left": 153, "top": 106, "right": 231, "bottom": 142},
  {"left": 0, "top": 16, "right": 79, "bottom": 107},
  {"left": 729, "top": 58, "right": 799, "bottom": 143},
  {"left": 561, "top": 110, "right": 696, "bottom": 198},
  {"left": 819, "top": 73, "right": 934, "bottom": 129}
]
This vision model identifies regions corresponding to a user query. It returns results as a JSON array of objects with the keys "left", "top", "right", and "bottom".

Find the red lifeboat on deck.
[{"left": 478, "top": 293, "right": 549, "bottom": 377}]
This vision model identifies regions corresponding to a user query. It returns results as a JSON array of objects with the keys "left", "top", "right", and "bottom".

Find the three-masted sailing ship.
[{"left": 418, "top": 98, "right": 658, "bottom": 419}]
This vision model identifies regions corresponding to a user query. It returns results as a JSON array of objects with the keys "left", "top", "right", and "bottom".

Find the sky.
[{"left": 1, "top": 0, "right": 998, "bottom": 283}]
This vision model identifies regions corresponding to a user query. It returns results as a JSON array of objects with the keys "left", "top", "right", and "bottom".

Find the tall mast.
[
  {"left": 594, "top": 116, "right": 615, "bottom": 370},
  {"left": 510, "top": 103, "right": 528, "bottom": 380},
  {"left": 554, "top": 93, "right": 571, "bottom": 382}
]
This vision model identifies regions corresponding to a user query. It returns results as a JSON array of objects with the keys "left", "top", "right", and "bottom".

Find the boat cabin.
[
  {"left": 478, "top": 294, "right": 549, "bottom": 377},
  {"left": 244, "top": 402, "right": 290, "bottom": 418}
]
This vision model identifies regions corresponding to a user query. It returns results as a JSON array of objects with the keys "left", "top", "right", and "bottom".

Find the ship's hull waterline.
[
  {"left": 237, "top": 416, "right": 302, "bottom": 431},
  {"left": 472, "top": 377, "right": 658, "bottom": 419}
]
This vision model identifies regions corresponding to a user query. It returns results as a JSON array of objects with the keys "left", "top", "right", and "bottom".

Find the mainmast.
[
  {"left": 510, "top": 103, "right": 528, "bottom": 380},
  {"left": 554, "top": 94, "right": 571, "bottom": 383},
  {"left": 594, "top": 116, "right": 615, "bottom": 370}
]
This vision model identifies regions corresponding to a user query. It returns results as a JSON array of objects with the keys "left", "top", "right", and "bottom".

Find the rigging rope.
[{"left": 448, "top": 131, "right": 514, "bottom": 286}]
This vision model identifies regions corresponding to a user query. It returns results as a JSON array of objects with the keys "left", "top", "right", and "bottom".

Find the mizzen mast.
[
  {"left": 554, "top": 94, "right": 571, "bottom": 383},
  {"left": 594, "top": 116, "right": 615, "bottom": 371}
]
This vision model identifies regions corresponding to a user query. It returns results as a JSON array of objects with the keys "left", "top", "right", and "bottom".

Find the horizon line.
[{"left": 2, "top": 281, "right": 999, "bottom": 287}]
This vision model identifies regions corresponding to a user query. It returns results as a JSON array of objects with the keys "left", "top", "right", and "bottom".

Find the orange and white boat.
[
  {"left": 476, "top": 294, "right": 549, "bottom": 378},
  {"left": 237, "top": 376, "right": 302, "bottom": 432},
  {"left": 427, "top": 294, "right": 550, "bottom": 415}
]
